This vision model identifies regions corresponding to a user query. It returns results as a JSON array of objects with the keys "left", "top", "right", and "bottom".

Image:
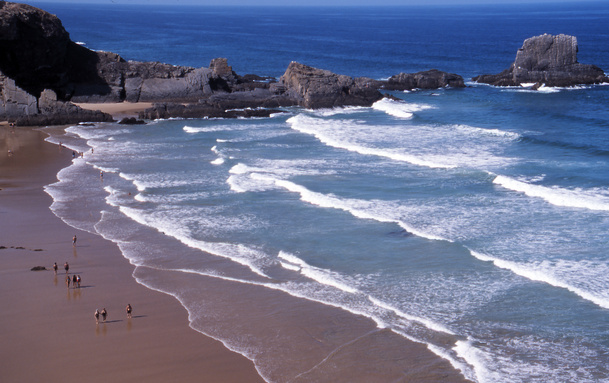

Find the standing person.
[
  {"left": 72, "top": 235, "right": 77, "bottom": 246},
  {"left": 76, "top": 275, "right": 81, "bottom": 288},
  {"left": 53, "top": 262, "right": 58, "bottom": 274},
  {"left": 65, "top": 275, "right": 71, "bottom": 289},
  {"left": 72, "top": 275, "right": 77, "bottom": 287},
  {"left": 126, "top": 304, "right": 132, "bottom": 319},
  {"left": 94, "top": 309, "right": 100, "bottom": 324},
  {"left": 101, "top": 308, "right": 107, "bottom": 323},
  {"left": 64, "top": 261, "right": 69, "bottom": 274}
]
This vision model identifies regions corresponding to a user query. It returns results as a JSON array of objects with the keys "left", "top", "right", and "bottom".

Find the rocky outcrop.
[
  {"left": 1, "top": 1, "right": 470, "bottom": 124},
  {"left": 278, "top": 62, "right": 384, "bottom": 109},
  {"left": 383, "top": 69, "right": 465, "bottom": 90},
  {"left": 474, "top": 34, "right": 608, "bottom": 87},
  {"left": 139, "top": 102, "right": 284, "bottom": 120},
  {"left": 1, "top": 69, "right": 113, "bottom": 126},
  {"left": 0, "top": 1, "right": 71, "bottom": 96}
]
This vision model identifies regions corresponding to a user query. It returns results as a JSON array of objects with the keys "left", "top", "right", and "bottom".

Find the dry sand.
[
  {"left": 74, "top": 102, "right": 154, "bottom": 119},
  {"left": 0, "top": 126, "right": 264, "bottom": 383}
]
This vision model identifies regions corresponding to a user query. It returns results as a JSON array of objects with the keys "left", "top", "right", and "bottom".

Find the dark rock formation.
[
  {"left": 0, "top": 1, "right": 71, "bottom": 96},
  {"left": 474, "top": 34, "right": 608, "bottom": 87},
  {"left": 139, "top": 102, "right": 284, "bottom": 120},
  {"left": 1, "top": 1, "right": 467, "bottom": 124},
  {"left": 118, "top": 117, "right": 146, "bottom": 125},
  {"left": 278, "top": 62, "right": 384, "bottom": 109},
  {"left": 30, "top": 266, "right": 46, "bottom": 271},
  {"left": 383, "top": 69, "right": 465, "bottom": 90},
  {"left": 1, "top": 69, "right": 113, "bottom": 126}
]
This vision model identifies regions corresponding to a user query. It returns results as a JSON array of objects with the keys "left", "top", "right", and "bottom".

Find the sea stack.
[
  {"left": 278, "top": 61, "right": 384, "bottom": 109},
  {"left": 473, "top": 34, "right": 608, "bottom": 87}
]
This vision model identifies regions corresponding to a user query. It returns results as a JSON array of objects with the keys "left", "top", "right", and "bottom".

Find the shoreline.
[
  {"left": 0, "top": 126, "right": 265, "bottom": 382},
  {"left": 1, "top": 123, "right": 472, "bottom": 382}
]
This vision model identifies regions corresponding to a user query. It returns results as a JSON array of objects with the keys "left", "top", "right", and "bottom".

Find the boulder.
[
  {"left": 474, "top": 34, "right": 608, "bottom": 87},
  {"left": 278, "top": 62, "right": 383, "bottom": 109},
  {"left": 139, "top": 101, "right": 283, "bottom": 120},
  {"left": 383, "top": 69, "right": 465, "bottom": 91}
]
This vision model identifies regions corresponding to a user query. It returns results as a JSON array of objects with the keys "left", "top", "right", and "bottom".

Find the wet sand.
[{"left": 0, "top": 126, "right": 264, "bottom": 383}]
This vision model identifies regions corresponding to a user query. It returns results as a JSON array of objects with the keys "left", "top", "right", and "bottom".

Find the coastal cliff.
[
  {"left": 473, "top": 34, "right": 608, "bottom": 87},
  {"left": 1, "top": 2, "right": 468, "bottom": 125}
]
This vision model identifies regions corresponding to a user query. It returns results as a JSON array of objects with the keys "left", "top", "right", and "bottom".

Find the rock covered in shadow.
[{"left": 118, "top": 117, "right": 147, "bottom": 125}]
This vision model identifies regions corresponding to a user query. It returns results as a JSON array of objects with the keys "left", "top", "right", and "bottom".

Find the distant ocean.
[{"left": 34, "top": 1, "right": 609, "bottom": 382}]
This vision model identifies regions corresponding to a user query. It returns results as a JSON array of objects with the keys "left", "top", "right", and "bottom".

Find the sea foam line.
[
  {"left": 118, "top": 205, "right": 272, "bottom": 279},
  {"left": 371, "top": 98, "right": 434, "bottom": 119},
  {"left": 287, "top": 114, "right": 455, "bottom": 169},
  {"left": 471, "top": 251, "right": 609, "bottom": 309},
  {"left": 493, "top": 175, "right": 609, "bottom": 211},
  {"left": 278, "top": 251, "right": 359, "bottom": 294},
  {"left": 273, "top": 178, "right": 448, "bottom": 242},
  {"left": 367, "top": 296, "right": 455, "bottom": 335}
]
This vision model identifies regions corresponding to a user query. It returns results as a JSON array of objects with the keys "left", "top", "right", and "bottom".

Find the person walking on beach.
[
  {"left": 64, "top": 261, "right": 69, "bottom": 274},
  {"left": 101, "top": 308, "right": 107, "bottom": 322},
  {"left": 72, "top": 275, "right": 77, "bottom": 287},
  {"left": 53, "top": 262, "right": 58, "bottom": 274},
  {"left": 65, "top": 275, "right": 71, "bottom": 289},
  {"left": 126, "top": 304, "right": 132, "bottom": 319},
  {"left": 72, "top": 235, "right": 77, "bottom": 246},
  {"left": 94, "top": 309, "right": 100, "bottom": 324},
  {"left": 76, "top": 275, "right": 81, "bottom": 288}
]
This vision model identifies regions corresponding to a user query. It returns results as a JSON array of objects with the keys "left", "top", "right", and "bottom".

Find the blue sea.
[{"left": 33, "top": 1, "right": 609, "bottom": 382}]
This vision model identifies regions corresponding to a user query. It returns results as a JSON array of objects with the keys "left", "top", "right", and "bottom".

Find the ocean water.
[{"left": 32, "top": 1, "right": 609, "bottom": 382}]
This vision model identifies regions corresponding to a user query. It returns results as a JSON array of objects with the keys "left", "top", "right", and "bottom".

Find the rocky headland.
[
  {"left": 1, "top": 2, "right": 607, "bottom": 126},
  {"left": 473, "top": 34, "right": 608, "bottom": 87},
  {"left": 0, "top": 2, "right": 467, "bottom": 126}
]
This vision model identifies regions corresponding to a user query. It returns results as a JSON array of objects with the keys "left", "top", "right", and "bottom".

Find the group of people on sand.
[
  {"left": 60, "top": 235, "right": 135, "bottom": 324},
  {"left": 94, "top": 304, "right": 133, "bottom": 324},
  {"left": 94, "top": 308, "right": 107, "bottom": 324},
  {"left": 66, "top": 274, "right": 82, "bottom": 288}
]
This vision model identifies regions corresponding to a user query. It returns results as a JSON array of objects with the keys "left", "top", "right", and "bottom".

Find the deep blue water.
[{"left": 34, "top": 1, "right": 609, "bottom": 382}]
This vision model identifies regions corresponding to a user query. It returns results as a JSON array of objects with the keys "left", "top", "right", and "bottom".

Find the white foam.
[
  {"left": 287, "top": 114, "right": 455, "bottom": 169},
  {"left": 309, "top": 105, "right": 367, "bottom": 117},
  {"left": 493, "top": 175, "right": 609, "bottom": 211},
  {"left": 454, "top": 338, "right": 499, "bottom": 383},
  {"left": 471, "top": 251, "right": 609, "bottom": 309},
  {"left": 273, "top": 178, "right": 448, "bottom": 242},
  {"left": 371, "top": 98, "right": 434, "bottom": 119},
  {"left": 211, "top": 158, "right": 225, "bottom": 165},
  {"left": 118, "top": 206, "right": 272, "bottom": 278},
  {"left": 427, "top": 343, "right": 477, "bottom": 383},
  {"left": 367, "top": 296, "right": 455, "bottom": 335},
  {"left": 278, "top": 251, "right": 358, "bottom": 294}
]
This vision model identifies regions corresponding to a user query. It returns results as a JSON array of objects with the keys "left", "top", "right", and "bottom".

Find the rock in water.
[
  {"left": 279, "top": 62, "right": 383, "bottom": 109},
  {"left": 383, "top": 69, "right": 465, "bottom": 91},
  {"left": 473, "top": 34, "right": 608, "bottom": 87}
]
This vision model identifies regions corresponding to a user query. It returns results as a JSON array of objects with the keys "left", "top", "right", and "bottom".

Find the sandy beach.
[
  {"left": 0, "top": 125, "right": 264, "bottom": 383},
  {"left": 74, "top": 102, "right": 155, "bottom": 120}
]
